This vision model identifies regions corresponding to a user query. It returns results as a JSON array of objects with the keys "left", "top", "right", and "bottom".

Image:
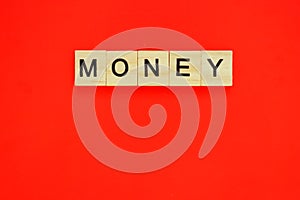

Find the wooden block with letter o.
[{"left": 107, "top": 51, "right": 138, "bottom": 86}]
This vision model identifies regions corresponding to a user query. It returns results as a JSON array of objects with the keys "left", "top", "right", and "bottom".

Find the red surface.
[{"left": 1, "top": 0, "right": 300, "bottom": 199}]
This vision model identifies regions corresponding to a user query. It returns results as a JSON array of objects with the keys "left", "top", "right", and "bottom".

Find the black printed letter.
[
  {"left": 112, "top": 58, "right": 129, "bottom": 77},
  {"left": 80, "top": 59, "right": 97, "bottom": 77},
  {"left": 176, "top": 58, "right": 190, "bottom": 77},
  {"left": 144, "top": 59, "right": 159, "bottom": 77},
  {"left": 207, "top": 58, "right": 223, "bottom": 77}
]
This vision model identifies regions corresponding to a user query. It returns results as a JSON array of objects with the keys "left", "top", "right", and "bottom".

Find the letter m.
[{"left": 79, "top": 59, "right": 97, "bottom": 77}]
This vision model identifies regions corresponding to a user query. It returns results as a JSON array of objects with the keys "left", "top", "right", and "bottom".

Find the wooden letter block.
[
  {"left": 107, "top": 51, "right": 138, "bottom": 86},
  {"left": 138, "top": 51, "right": 169, "bottom": 86},
  {"left": 201, "top": 50, "right": 232, "bottom": 86},
  {"left": 75, "top": 50, "right": 106, "bottom": 86},
  {"left": 169, "top": 51, "right": 201, "bottom": 86}
]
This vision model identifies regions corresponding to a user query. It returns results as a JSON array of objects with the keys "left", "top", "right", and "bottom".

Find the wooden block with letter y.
[{"left": 201, "top": 50, "right": 232, "bottom": 86}]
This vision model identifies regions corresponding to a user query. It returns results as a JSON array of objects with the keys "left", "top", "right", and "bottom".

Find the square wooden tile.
[
  {"left": 75, "top": 50, "right": 106, "bottom": 86},
  {"left": 107, "top": 51, "right": 137, "bottom": 86},
  {"left": 170, "top": 51, "right": 201, "bottom": 86},
  {"left": 138, "top": 51, "right": 169, "bottom": 86},
  {"left": 201, "top": 50, "right": 232, "bottom": 86}
]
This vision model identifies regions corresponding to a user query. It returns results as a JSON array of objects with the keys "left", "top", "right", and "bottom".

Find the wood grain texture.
[
  {"left": 75, "top": 50, "right": 106, "bottom": 86},
  {"left": 169, "top": 51, "right": 201, "bottom": 86},
  {"left": 201, "top": 50, "right": 232, "bottom": 86},
  {"left": 106, "top": 51, "right": 138, "bottom": 86},
  {"left": 138, "top": 51, "right": 169, "bottom": 86},
  {"left": 75, "top": 50, "right": 232, "bottom": 86}
]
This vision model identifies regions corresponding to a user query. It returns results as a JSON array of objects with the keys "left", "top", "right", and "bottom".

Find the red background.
[{"left": 1, "top": 0, "right": 300, "bottom": 199}]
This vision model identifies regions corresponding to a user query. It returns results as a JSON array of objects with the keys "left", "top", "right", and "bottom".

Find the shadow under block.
[
  {"left": 107, "top": 51, "right": 138, "bottom": 86},
  {"left": 169, "top": 51, "right": 201, "bottom": 86},
  {"left": 201, "top": 50, "right": 232, "bottom": 86},
  {"left": 75, "top": 50, "right": 106, "bottom": 86},
  {"left": 138, "top": 51, "right": 169, "bottom": 86}
]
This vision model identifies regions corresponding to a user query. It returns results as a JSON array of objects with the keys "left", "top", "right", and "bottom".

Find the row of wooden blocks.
[{"left": 75, "top": 50, "right": 232, "bottom": 86}]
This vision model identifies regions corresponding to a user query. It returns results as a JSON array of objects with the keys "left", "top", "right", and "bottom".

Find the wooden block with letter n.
[
  {"left": 169, "top": 51, "right": 201, "bottom": 86},
  {"left": 107, "top": 51, "right": 138, "bottom": 86},
  {"left": 74, "top": 50, "right": 106, "bottom": 86},
  {"left": 201, "top": 50, "right": 232, "bottom": 86},
  {"left": 138, "top": 51, "right": 169, "bottom": 86}
]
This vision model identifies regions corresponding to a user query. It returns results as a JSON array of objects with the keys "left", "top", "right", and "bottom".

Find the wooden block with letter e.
[{"left": 169, "top": 51, "right": 201, "bottom": 86}]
